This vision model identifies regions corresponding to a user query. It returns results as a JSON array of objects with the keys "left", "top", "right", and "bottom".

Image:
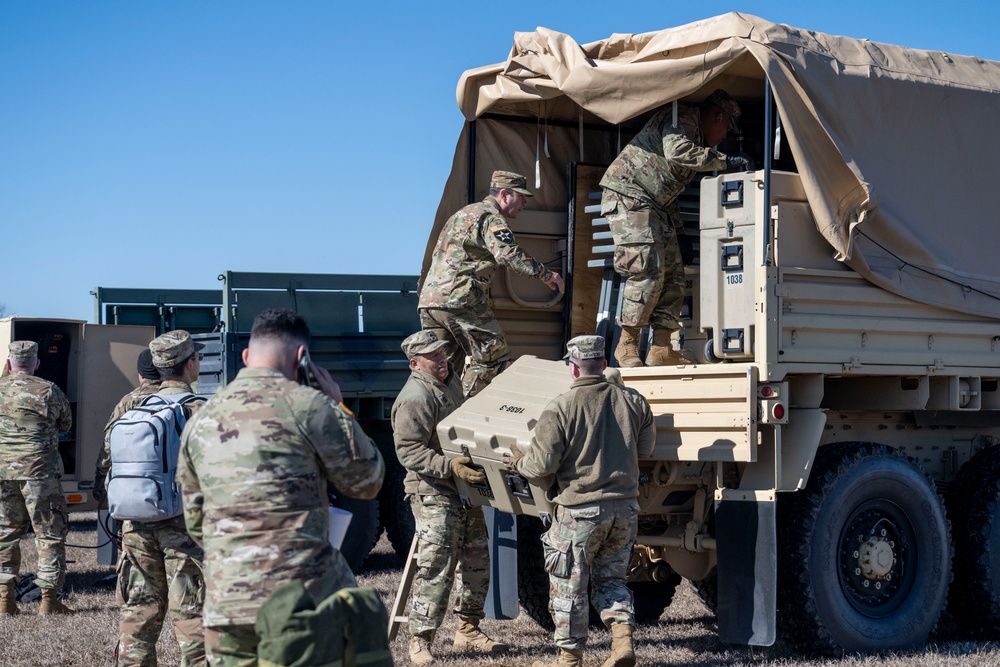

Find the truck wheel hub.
[
  {"left": 839, "top": 508, "right": 910, "bottom": 616},
  {"left": 859, "top": 537, "right": 895, "bottom": 578}
]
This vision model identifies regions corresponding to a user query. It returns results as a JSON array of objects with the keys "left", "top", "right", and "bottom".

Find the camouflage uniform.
[
  {"left": 514, "top": 341, "right": 655, "bottom": 651},
  {"left": 113, "top": 378, "right": 206, "bottom": 667},
  {"left": 0, "top": 346, "right": 73, "bottom": 593},
  {"left": 600, "top": 104, "right": 729, "bottom": 329},
  {"left": 100, "top": 331, "right": 207, "bottom": 667},
  {"left": 177, "top": 366, "right": 384, "bottom": 666},
  {"left": 391, "top": 363, "right": 489, "bottom": 638},
  {"left": 419, "top": 171, "right": 556, "bottom": 397}
]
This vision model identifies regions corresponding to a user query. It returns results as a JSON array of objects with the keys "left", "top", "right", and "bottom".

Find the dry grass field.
[{"left": 4, "top": 513, "right": 1000, "bottom": 667}]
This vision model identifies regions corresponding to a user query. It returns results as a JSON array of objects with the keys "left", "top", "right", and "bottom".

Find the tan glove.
[
  {"left": 450, "top": 456, "right": 487, "bottom": 485},
  {"left": 502, "top": 443, "right": 524, "bottom": 471}
]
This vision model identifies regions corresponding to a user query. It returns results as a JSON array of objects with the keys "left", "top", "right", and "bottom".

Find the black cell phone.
[{"left": 297, "top": 349, "right": 320, "bottom": 389}]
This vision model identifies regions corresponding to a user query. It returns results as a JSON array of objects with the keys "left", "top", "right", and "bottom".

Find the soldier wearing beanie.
[
  {"left": 600, "top": 89, "right": 747, "bottom": 368},
  {"left": 506, "top": 336, "right": 656, "bottom": 667},
  {"left": 392, "top": 330, "right": 508, "bottom": 665},
  {"left": 419, "top": 169, "right": 566, "bottom": 398},
  {"left": 0, "top": 341, "right": 73, "bottom": 615}
]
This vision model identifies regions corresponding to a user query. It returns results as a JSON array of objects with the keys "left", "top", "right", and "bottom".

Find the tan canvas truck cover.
[{"left": 425, "top": 12, "right": 1000, "bottom": 320}]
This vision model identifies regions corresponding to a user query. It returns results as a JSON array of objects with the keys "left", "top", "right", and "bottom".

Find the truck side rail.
[{"left": 92, "top": 287, "right": 221, "bottom": 335}]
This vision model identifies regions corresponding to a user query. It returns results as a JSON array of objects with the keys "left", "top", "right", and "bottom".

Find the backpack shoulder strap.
[
  {"left": 138, "top": 391, "right": 199, "bottom": 407},
  {"left": 136, "top": 393, "right": 169, "bottom": 408}
]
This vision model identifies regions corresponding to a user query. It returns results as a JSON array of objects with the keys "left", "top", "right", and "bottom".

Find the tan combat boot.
[
  {"left": 453, "top": 616, "right": 509, "bottom": 653},
  {"left": 408, "top": 633, "right": 434, "bottom": 666},
  {"left": 645, "top": 328, "right": 695, "bottom": 366},
  {"left": 532, "top": 648, "right": 584, "bottom": 667},
  {"left": 601, "top": 624, "right": 636, "bottom": 667},
  {"left": 38, "top": 588, "right": 72, "bottom": 615},
  {"left": 0, "top": 581, "right": 17, "bottom": 615},
  {"left": 614, "top": 327, "right": 643, "bottom": 368}
]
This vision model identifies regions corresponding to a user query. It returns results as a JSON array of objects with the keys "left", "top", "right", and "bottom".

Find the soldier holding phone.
[{"left": 177, "top": 309, "right": 383, "bottom": 666}]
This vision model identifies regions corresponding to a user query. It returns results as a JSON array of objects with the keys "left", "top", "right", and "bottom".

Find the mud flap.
[
  {"left": 484, "top": 507, "right": 519, "bottom": 620},
  {"left": 716, "top": 493, "right": 776, "bottom": 646}
]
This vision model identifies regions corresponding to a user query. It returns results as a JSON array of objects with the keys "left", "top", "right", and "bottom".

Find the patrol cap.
[
  {"left": 706, "top": 89, "right": 741, "bottom": 130},
  {"left": 149, "top": 330, "right": 205, "bottom": 368},
  {"left": 490, "top": 170, "right": 533, "bottom": 197},
  {"left": 8, "top": 340, "right": 38, "bottom": 363},
  {"left": 401, "top": 330, "right": 448, "bottom": 360},
  {"left": 563, "top": 335, "right": 606, "bottom": 361}
]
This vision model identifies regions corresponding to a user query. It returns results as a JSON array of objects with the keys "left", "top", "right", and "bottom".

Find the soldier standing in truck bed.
[
  {"left": 419, "top": 170, "right": 565, "bottom": 397},
  {"left": 600, "top": 89, "right": 746, "bottom": 367},
  {"left": 0, "top": 340, "right": 73, "bottom": 616}
]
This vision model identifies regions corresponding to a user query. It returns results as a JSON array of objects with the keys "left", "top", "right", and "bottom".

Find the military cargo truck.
[
  {"left": 91, "top": 271, "right": 420, "bottom": 569},
  {"left": 429, "top": 13, "right": 1000, "bottom": 654}
]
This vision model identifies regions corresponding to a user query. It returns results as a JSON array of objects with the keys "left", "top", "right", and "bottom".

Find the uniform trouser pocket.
[
  {"left": 607, "top": 200, "right": 655, "bottom": 246},
  {"left": 541, "top": 529, "right": 573, "bottom": 579}
]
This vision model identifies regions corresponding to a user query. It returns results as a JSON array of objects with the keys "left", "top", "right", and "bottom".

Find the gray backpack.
[{"left": 107, "top": 392, "right": 198, "bottom": 521}]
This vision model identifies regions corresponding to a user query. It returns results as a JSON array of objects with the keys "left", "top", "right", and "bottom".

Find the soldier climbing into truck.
[{"left": 419, "top": 170, "right": 565, "bottom": 398}]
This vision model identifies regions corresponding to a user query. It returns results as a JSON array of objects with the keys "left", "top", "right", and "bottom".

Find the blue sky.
[{"left": 2, "top": 1, "right": 997, "bottom": 322}]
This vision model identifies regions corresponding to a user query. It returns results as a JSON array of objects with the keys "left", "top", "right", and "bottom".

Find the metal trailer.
[{"left": 90, "top": 271, "right": 422, "bottom": 568}]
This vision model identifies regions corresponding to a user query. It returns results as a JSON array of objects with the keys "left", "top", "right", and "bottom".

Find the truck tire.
[
  {"left": 631, "top": 576, "right": 681, "bottom": 623},
  {"left": 363, "top": 419, "right": 416, "bottom": 563},
  {"left": 329, "top": 492, "right": 379, "bottom": 572},
  {"left": 947, "top": 446, "right": 1000, "bottom": 636},
  {"left": 776, "top": 442, "right": 951, "bottom": 654},
  {"left": 691, "top": 570, "right": 718, "bottom": 614},
  {"left": 517, "top": 515, "right": 557, "bottom": 631},
  {"left": 516, "top": 515, "right": 674, "bottom": 628},
  {"left": 380, "top": 463, "right": 416, "bottom": 564}
]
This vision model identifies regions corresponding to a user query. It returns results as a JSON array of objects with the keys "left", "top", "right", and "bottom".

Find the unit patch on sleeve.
[{"left": 490, "top": 223, "right": 514, "bottom": 245}]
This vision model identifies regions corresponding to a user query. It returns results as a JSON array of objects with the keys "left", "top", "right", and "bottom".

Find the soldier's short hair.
[
  {"left": 157, "top": 358, "right": 189, "bottom": 381},
  {"left": 250, "top": 308, "right": 311, "bottom": 346},
  {"left": 702, "top": 89, "right": 741, "bottom": 131},
  {"left": 574, "top": 357, "right": 606, "bottom": 375}
]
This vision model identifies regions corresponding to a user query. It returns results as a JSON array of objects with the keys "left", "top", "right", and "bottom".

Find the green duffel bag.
[{"left": 256, "top": 580, "right": 393, "bottom": 667}]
